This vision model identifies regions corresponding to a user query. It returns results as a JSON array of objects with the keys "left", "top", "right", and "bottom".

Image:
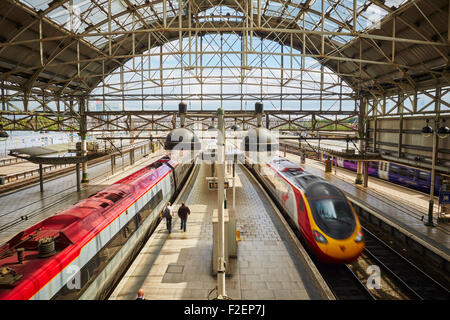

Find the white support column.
[
  {"left": 216, "top": 107, "right": 227, "bottom": 299},
  {"left": 80, "top": 98, "right": 89, "bottom": 184},
  {"left": 232, "top": 154, "right": 236, "bottom": 209}
]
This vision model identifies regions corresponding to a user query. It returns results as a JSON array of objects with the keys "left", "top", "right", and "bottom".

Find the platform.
[
  {"left": 284, "top": 153, "right": 450, "bottom": 258},
  {"left": 0, "top": 161, "right": 54, "bottom": 177},
  {"left": 0, "top": 148, "right": 165, "bottom": 245},
  {"left": 109, "top": 161, "right": 326, "bottom": 300}
]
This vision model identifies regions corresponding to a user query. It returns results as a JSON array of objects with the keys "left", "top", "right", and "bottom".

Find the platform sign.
[
  {"left": 439, "top": 191, "right": 450, "bottom": 205},
  {"left": 208, "top": 180, "right": 229, "bottom": 190}
]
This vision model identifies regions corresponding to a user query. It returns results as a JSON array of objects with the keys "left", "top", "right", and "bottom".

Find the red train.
[
  {"left": 248, "top": 156, "right": 365, "bottom": 263},
  {"left": 0, "top": 155, "right": 193, "bottom": 300}
]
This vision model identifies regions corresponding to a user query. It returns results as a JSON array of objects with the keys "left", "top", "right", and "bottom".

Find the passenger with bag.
[{"left": 162, "top": 202, "right": 174, "bottom": 233}]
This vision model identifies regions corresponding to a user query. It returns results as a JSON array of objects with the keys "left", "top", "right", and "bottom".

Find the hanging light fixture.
[
  {"left": 421, "top": 119, "right": 433, "bottom": 138},
  {"left": 437, "top": 119, "right": 449, "bottom": 139}
]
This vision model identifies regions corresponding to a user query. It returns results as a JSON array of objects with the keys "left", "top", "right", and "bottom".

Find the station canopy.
[{"left": 0, "top": 0, "right": 448, "bottom": 101}]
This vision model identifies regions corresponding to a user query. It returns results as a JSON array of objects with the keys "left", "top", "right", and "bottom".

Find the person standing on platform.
[
  {"left": 178, "top": 202, "right": 191, "bottom": 232},
  {"left": 162, "top": 202, "right": 174, "bottom": 233}
]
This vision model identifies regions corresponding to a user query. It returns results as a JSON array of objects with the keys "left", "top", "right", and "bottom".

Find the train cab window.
[{"left": 305, "top": 182, "right": 356, "bottom": 240}]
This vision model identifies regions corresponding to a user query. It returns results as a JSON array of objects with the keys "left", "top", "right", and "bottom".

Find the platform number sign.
[{"left": 439, "top": 191, "right": 450, "bottom": 205}]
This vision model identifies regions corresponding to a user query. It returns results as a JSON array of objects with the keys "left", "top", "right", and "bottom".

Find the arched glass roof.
[
  {"left": 1, "top": 0, "right": 448, "bottom": 99},
  {"left": 89, "top": 34, "right": 354, "bottom": 111},
  {"left": 20, "top": 0, "right": 407, "bottom": 49}
]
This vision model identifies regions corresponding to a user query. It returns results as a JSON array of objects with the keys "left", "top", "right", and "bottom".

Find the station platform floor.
[
  {"left": 109, "top": 162, "right": 326, "bottom": 300},
  {"left": 284, "top": 153, "right": 450, "bottom": 258},
  {"left": 0, "top": 149, "right": 164, "bottom": 245}
]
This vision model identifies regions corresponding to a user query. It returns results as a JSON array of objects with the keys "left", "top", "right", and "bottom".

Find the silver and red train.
[
  {"left": 248, "top": 156, "right": 365, "bottom": 263},
  {"left": 0, "top": 155, "right": 193, "bottom": 300}
]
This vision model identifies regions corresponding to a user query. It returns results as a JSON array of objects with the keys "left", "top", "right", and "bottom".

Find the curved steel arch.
[{"left": 0, "top": 0, "right": 448, "bottom": 98}]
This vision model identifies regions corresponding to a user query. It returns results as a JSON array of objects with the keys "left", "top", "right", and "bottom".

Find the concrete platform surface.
[{"left": 110, "top": 162, "right": 323, "bottom": 300}]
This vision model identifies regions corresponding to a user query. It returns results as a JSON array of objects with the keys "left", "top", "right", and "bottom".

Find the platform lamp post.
[
  {"left": 422, "top": 118, "right": 449, "bottom": 227},
  {"left": 216, "top": 107, "right": 227, "bottom": 299}
]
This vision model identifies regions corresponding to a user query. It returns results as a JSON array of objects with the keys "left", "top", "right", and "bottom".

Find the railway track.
[
  {"left": 362, "top": 227, "right": 450, "bottom": 300},
  {"left": 316, "top": 262, "right": 376, "bottom": 300},
  {"left": 242, "top": 161, "right": 376, "bottom": 300}
]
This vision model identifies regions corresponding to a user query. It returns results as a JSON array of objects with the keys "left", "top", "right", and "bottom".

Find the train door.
[
  {"left": 295, "top": 191, "right": 308, "bottom": 234},
  {"left": 280, "top": 181, "right": 298, "bottom": 226},
  {"left": 378, "top": 161, "right": 389, "bottom": 180},
  {"left": 336, "top": 157, "right": 344, "bottom": 167}
]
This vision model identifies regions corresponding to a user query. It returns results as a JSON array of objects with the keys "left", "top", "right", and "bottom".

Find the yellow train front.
[
  {"left": 300, "top": 180, "right": 365, "bottom": 264},
  {"left": 257, "top": 157, "right": 364, "bottom": 264}
]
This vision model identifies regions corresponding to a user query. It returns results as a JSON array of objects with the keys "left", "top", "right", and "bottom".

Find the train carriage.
[
  {"left": 248, "top": 156, "right": 365, "bottom": 263},
  {"left": 329, "top": 157, "right": 447, "bottom": 195},
  {"left": 0, "top": 155, "right": 194, "bottom": 300}
]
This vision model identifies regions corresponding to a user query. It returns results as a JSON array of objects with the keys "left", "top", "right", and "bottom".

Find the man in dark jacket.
[{"left": 178, "top": 202, "right": 191, "bottom": 232}]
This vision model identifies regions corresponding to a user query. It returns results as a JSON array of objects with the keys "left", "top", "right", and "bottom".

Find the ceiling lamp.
[
  {"left": 437, "top": 119, "right": 449, "bottom": 139},
  {"left": 421, "top": 119, "right": 433, "bottom": 138}
]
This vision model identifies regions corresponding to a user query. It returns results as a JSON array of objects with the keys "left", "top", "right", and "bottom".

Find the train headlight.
[
  {"left": 355, "top": 231, "right": 364, "bottom": 243},
  {"left": 313, "top": 230, "right": 328, "bottom": 244}
]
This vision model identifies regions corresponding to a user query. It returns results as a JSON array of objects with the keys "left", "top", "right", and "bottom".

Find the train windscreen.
[{"left": 306, "top": 182, "right": 356, "bottom": 239}]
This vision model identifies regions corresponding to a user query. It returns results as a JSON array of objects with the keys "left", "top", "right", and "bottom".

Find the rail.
[{"left": 362, "top": 227, "right": 450, "bottom": 300}]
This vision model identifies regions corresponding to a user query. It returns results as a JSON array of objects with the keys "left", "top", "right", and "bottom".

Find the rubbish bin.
[{"left": 325, "top": 159, "right": 333, "bottom": 173}]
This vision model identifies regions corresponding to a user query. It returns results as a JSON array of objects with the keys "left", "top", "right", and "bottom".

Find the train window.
[
  {"left": 100, "top": 202, "right": 109, "bottom": 208},
  {"left": 390, "top": 166, "right": 398, "bottom": 175},
  {"left": 408, "top": 170, "right": 415, "bottom": 179},
  {"left": 399, "top": 167, "right": 407, "bottom": 177},
  {"left": 139, "top": 190, "right": 163, "bottom": 222},
  {"left": 306, "top": 183, "right": 356, "bottom": 240},
  {"left": 52, "top": 205, "right": 144, "bottom": 300},
  {"left": 418, "top": 171, "right": 428, "bottom": 181},
  {"left": 370, "top": 162, "right": 378, "bottom": 169}
]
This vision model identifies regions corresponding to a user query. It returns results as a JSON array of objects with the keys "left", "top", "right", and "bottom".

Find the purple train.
[{"left": 326, "top": 156, "right": 447, "bottom": 196}]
